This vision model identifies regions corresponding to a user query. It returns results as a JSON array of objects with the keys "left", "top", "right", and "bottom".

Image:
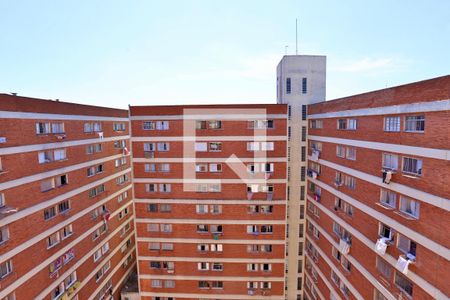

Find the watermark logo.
[{"left": 182, "top": 108, "right": 272, "bottom": 193}]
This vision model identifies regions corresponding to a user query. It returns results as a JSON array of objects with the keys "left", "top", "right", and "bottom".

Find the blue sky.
[{"left": 0, "top": 0, "right": 449, "bottom": 109}]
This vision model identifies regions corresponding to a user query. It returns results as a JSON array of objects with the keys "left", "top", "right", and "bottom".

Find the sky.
[{"left": 0, "top": 0, "right": 449, "bottom": 109}]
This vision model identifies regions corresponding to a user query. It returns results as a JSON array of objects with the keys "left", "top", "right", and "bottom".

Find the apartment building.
[
  {"left": 0, "top": 94, "right": 136, "bottom": 300},
  {"left": 303, "top": 76, "right": 450, "bottom": 300},
  {"left": 1, "top": 58, "right": 448, "bottom": 300},
  {"left": 129, "top": 104, "right": 288, "bottom": 299}
]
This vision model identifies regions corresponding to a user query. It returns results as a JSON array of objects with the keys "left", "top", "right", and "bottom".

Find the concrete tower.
[{"left": 277, "top": 55, "right": 326, "bottom": 300}]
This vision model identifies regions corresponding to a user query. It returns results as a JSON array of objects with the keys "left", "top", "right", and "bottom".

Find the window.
[
  {"left": 211, "top": 243, "right": 223, "bottom": 252},
  {"left": 159, "top": 183, "right": 171, "bottom": 193},
  {"left": 157, "top": 142, "right": 170, "bottom": 151},
  {"left": 302, "top": 78, "right": 307, "bottom": 94},
  {"left": 261, "top": 282, "right": 271, "bottom": 289},
  {"left": 209, "top": 163, "right": 222, "bottom": 172},
  {"left": 146, "top": 184, "right": 157, "bottom": 193},
  {"left": 151, "top": 279, "right": 162, "bottom": 288},
  {"left": 144, "top": 163, "right": 156, "bottom": 173},
  {"left": 62, "top": 224, "right": 73, "bottom": 239},
  {"left": 212, "top": 281, "right": 223, "bottom": 289},
  {"left": 58, "top": 200, "right": 70, "bottom": 213},
  {"left": 159, "top": 163, "right": 170, "bottom": 172},
  {"left": 196, "top": 120, "right": 207, "bottom": 129},
  {"left": 210, "top": 204, "right": 222, "bottom": 214},
  {"left": 0, "top": 260, "right": 12, "bottom": 278},
  {"left": 84, "top": 123, "right": 93, "bottom": 133},
  {"left": 36, "top": 122, "right": 51, "bottom": 134},
  {"left": 211, "top": 225, "right": 222, "bottom": 234},
  {"left": 399, "top": 196, "right": 420, "bottom": 218},
  {"left": 89, "top": 184, "right": 105, "bottom": 197},
  {"left": 301, "top": 126, "right": 306, "bottom": 141},
  {"left": 384, "top": 116, "right": 400, "bottom": 132},
  {"left": 161, "top": 224, "right": 172, "bottom": 233},
  {"left": 51, "top": 282, "right": 65, "bottom": 300},
  {"left": 346, "top": 147, "right": 356, "bottom": 160},
  {"left": 212, "top": 262, "right": 223, "bottom": 271},
  {"left": 147, "top": 224, "right": 159, "bottom": 232},
  {"left": 395, "top": 272, "right": 413, "bottom": 297},
  {"left": 86, "top": 145, "right": 94, "bottom": 154},
  {"left": 164, "top": 280, "right": 175, "bottom": 288},
  {"left": 53, "top": 149, "right": 67, "bottom": 161},
  {"left": 382, "top": 153, "right": 398, "bottom": 170},
  {"left": 51, "top": 123, "right": 65, "bottom": 134},
  {"left": 55, "top": 174, "right": 68, "bottom": 187},
  {"left": 116, "top": 174, "right": 129, "bottom": 185},
  {"left": 93, "top": 122, "right": 102, "bottom": 132},
  {"left": 198, "top": 281, "right": 210, "bottom": 289},
  {"left": 209, "top": 142, "right": 222, "bottom": 152},
  {"left": 347, "top": 119, "right": 357, "bottom": 130},
  {"left": 402, "top": 157, "right": 422, "bottom": 176},
  {"left": 143, "top": 121, "right": 155, "bottom": 130},
  {"left": 331, "top": 270, "right": 340, "bottom": 286},
  {"left": 162, "top": 243, "right": 173, "bottom": 251},
  {"left": 65, "top": 271, "right": 77, "bottom": 288},
  {"left": 405, "top": 115, "right": 425, "bottom": 132},
  {"left": 380, "top": 189, "right": 396, "bottom": 208},
  {"left": 198, "top": 262, "right": 209, "bottom": 270},
  {"left": 113, "top": 123, "right": 126, "bottom": 131},
  {"left": 95, "top": 143, "right": 102, "bottom": 152},
  {"left": 344, "top": 175, "right": 356, "bottom": 190},
  {"left": 143, "top": 121, "right": 169, "bottom": 130},
  {"left": 379, "top": 223, "right": 393, "bottom": 240},
  {"left": 195, "top": 142, "right": 208, "bottom": 152},
  {"left": 47, "top": 232, "right": 60, "bottom": 248},
  {"left": 247, "top": 263, "right": 258, "bottom": 271},
  {"left": 337, "top": 119, "right": 347, "bottom": 130},
  {"left": 248, "top": 119, "right": 274, "bottom": 129},
  {"left": 397, "top": 234, "right": 417, "bottom": 257},
  {"left": 160, "top": 204, "right": 171, "bottom": 212},
  {"left": 209, "top": 120, "right": 222, "bottom": 129},
  {"left": 336, "top": 145, "right": 345, "bottom": 158},
  {"left": 286, "top": 78, "right": 291, "bottom": 94},
  {"left": 196, "top": 204, "right": 208, "bottom": 214},
  {"left": 149, "top": 242, "right": 160, "bottom": 250},
  {"left": 156, "top": 121, "right": 169, "bottom": 130},
  {"left": 144, "top": 143, "right": 156, "bottom": 152},
  {"left": 310, "top": 119, "right": 323, "bottom": 129},
  {"left": 44, "top": 206, "right": 57, "bottom": 220},
  {"left": 0, "top": 226, "right": 9, "bottom": 244},
  {"left": 38, "top": 150, "right": 53, "bottom": 164},
  {"left": 310, "top": 141, "right": 322, "bottom": 151},
  {"left": 87, "top": 167, "right": 95, "bottom": 177},
  {"left": 197, "top": 244, "right": 208, "bottom": 252}
]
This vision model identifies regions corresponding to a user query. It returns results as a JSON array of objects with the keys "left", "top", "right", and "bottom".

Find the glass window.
[
  {"left": 402, "top": 157, "right": 422, "bottom": 175},
  {"left": 382, "top": 153, "right": 398, "bottom": 170},
  {"left": 384, "top": 116, "right": 400, "bottom": 132},
  {"left": 380, "top": 189, "right": 396, "bottom": 208},
  {"left": 395, "top": 272, "right": 413, "bottom": 297},
  {"left": 399, "top": 196, "right": 420, "bottom": 218},
  {"left": 405, "top": 115, "right": 425, "bottom": 132},
  {"left": 302, "top": 78, "right": 307, "bottom": 94}
]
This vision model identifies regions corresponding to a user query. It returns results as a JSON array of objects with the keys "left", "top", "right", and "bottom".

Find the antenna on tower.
[{"left": 295, "top": 18, "right": 298, "bottom": 55}]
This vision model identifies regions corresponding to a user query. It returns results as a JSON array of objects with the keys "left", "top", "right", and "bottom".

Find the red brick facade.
[{"left": 304, "top": 75, "right": 450, "bottom": 300}]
